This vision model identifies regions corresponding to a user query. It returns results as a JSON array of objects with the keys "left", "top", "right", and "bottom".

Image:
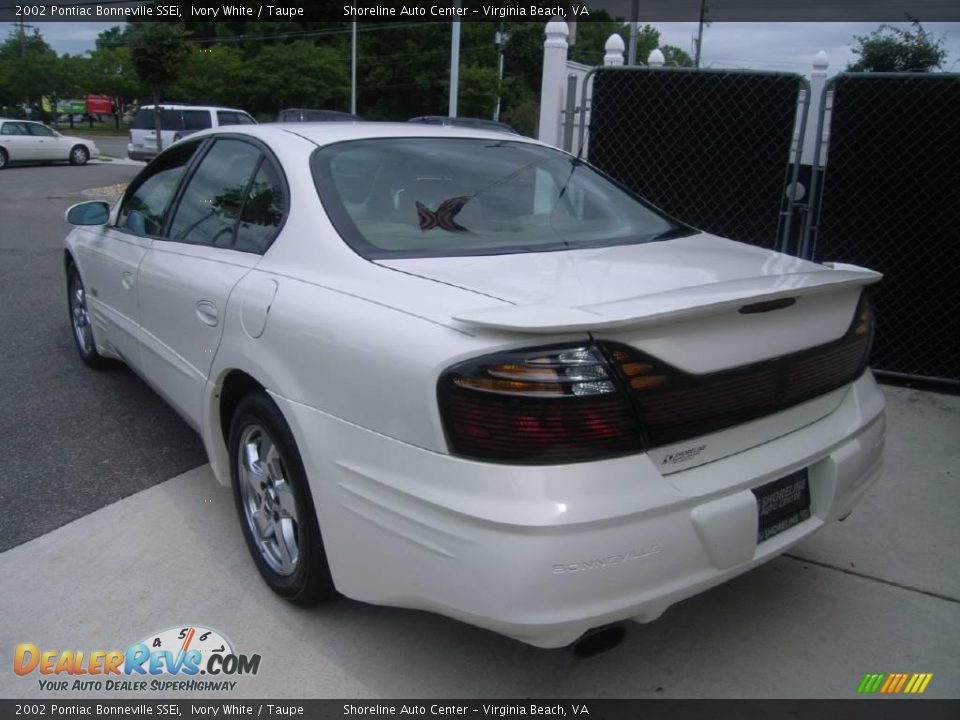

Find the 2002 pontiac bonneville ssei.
[{"left": 62, "top": 124, "right": 884, "bottom": 652}]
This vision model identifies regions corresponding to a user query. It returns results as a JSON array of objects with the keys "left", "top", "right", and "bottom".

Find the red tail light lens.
[{"left": 438, "top": 345, "right": 643, "bottom": 464}]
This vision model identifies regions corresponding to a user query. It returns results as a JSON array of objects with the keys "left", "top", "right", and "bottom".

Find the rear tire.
[
  {"left": 0, "top": 148, "right": 8, "bottom": 169},
  {"left": 229, "top": 391, "right": 335, "bottom": 605},
  {"left": 69, "top": 145, "right": 89, "bottom": 166},
  {"left": 67, "top": 264, "right": 110, "bottom": 369}
]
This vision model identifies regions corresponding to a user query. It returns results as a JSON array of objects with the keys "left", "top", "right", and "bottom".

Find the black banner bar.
[
  {"left": 1, "top": 700, "right": 960, "bottom": 720},
  {"left": 1, "top": 0, "right": 960, "bottom": 23}
]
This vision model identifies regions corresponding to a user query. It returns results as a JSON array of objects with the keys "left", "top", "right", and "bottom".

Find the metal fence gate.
[
  {"left": 583, "top": 67, "right": 808, "bottom": 251},
  {"left": 807, "top": 73, "right": 960, "bottom": 387}
]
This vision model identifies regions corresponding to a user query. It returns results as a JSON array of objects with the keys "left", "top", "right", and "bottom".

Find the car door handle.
[
  {"left": 195, "top": 300, "right": 219, "bottom": 327},
  {"left": 121, "top": 271, "right": 134, "bottom": 290}
]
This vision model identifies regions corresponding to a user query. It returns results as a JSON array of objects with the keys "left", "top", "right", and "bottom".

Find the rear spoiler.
[{"left": 452, "top": 263, "right": 882, "bottom": 334}]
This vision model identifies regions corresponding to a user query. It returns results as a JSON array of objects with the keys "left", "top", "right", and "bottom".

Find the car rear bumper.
[
  {"left": 273, "top": 371, "right": 885, "bottom": 648},
  {"left": 126, "top": 145, "right": 155, "bottom": 162}
]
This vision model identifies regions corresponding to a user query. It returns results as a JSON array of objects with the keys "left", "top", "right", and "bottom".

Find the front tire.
[
  {"left": 229, "top": 391, "right": 335, "bottom": 604},
  {"left": 0, "top": 148, "right": 8, "bottom": 169},
  {"left": 67, "top": 264, "right": 110, "bottom": 369},
  {"left": 69, "top": 145, "right": 89, "bottom": 166}
]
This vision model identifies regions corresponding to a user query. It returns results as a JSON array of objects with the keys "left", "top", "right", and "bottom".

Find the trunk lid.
[{"left": 380, "top": 234, "right": 881, "bottom": 470}]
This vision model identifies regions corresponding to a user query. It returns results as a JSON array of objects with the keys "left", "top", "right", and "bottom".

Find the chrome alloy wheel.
[
  {"left": 237, "top": 424, "right": 301, "bottom": 576},
  {"left": 69, "top": 274, "right": 94, "bottom": 354}
]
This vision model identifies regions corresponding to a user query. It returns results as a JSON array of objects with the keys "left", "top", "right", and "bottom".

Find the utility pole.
[
  {"left": 18, "top": 18, "right": 33, "bottom": 58},
  {"left": 350, "top": 17, "right": 357, "bottom": 115},
  {"left": 449, "top": 8, "right": 461, "bottom": 117},
  {"left": 694, "top": 0, "right": 707, "bottom": 68},
  {"left": 627, "top": 0, "right": 638, "bottom": 66},
  {"left": 493, "top": 23, "right": 508, "bottom": 121}
]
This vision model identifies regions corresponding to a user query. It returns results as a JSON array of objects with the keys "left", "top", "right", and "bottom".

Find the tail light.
[
  {"left": 438, "top": 345, "right": 643, "bottom": 464},
  {"left": 605, "top": 291, "right": 875, "bottom": 448},
  {"left": 438, "top": 292, "right": 875, "bottom": 464}
]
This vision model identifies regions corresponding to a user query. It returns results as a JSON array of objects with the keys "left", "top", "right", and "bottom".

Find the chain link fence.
[
  {"left": 584, "top": 67, "right": 807, "bottom": 250},
  {"left": 808, "top": 73, "right": 960, "bottom": 386}
]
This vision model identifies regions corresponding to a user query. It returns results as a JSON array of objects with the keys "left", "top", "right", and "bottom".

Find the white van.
[{"left": 127, "top": 104, "right": 256, "bottom": 161}]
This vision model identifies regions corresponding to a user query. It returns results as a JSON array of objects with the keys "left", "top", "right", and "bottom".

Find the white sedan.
[
  {"left": 62, "top": 124, "right": 885, "bottom": 653},
  {"left": 0, "top": 118, "right": 99, "bottom": 168}
]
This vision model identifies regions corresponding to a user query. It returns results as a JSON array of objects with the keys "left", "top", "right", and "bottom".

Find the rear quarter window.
[
  {"left": 217, "top": 111, "right": 255, "bottom": 126},
  {"left": 183, "top": 110, "right": 212, "bottom": 130}
]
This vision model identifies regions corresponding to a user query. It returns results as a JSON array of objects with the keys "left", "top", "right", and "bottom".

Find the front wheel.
[
  {"left": 0, "top": 148, "right": 8, "bottom": 169},
  {"left": 69, "top": 145, "right": 89, "bottom": 166},
  {"left": 229, "top": 391, "right": 335, "bottom": 604},
  {"left": 67, "top": 264, "right": 109, "bottom": 369}
]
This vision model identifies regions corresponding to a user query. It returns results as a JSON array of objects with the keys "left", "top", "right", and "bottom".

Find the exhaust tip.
[{"left": 571, "top": 624, "right": 626, "bottom": 658}]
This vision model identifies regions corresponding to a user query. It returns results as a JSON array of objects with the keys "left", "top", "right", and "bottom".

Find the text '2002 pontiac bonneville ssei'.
[{"left": 62, "top": 123, "right": 884, "bottom": 653}]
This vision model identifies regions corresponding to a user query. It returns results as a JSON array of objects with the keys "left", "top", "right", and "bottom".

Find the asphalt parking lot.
[
  {"left": 0, "top": 163, "right": 205, "bottom": 553},
  {"left": 0, "top": 165, "right": 957, "bottom": 699}
]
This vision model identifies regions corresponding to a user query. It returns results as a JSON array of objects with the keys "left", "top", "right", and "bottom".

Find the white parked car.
[
  {"left": 0, "top": 118, "right": 99, "bottom": 168},
  {"left": 63, "top": 124, "right": 885, "bottom": 653}
]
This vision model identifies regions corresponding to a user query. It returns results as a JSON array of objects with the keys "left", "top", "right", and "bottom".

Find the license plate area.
[{"left": 752, "top": 468, "right": 811, "bottom": 542}]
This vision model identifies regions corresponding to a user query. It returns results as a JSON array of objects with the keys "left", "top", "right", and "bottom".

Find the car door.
[
  {"left": 24, "top": 122, "right": 62, "bottom": 160},
  {"left": 0, "top": 121, "right": 39, "bottom": 161},
  {"left": 74, "top": 141, "right": 201, "bottom": 370},
  {"left": 137, "top": 137, "right": 281, "bottom": 428}
]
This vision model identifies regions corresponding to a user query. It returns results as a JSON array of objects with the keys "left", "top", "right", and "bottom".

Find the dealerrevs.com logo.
[{"left": 14, "top": 625, "right": 261, "bottom": 693}]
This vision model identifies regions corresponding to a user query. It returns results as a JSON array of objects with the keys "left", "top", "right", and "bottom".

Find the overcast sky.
[{"left": 4, "top": 20, "right": 959, "bottom": 74}]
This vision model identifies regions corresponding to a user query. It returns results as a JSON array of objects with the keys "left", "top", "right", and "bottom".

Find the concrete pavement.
[{"left": 1, "top": 386, "right": 957, "bottom": 699}]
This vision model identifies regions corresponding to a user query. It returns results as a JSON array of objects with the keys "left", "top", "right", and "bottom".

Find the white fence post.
[
  {"left": 647, "top": 48, "right": 665, "bottom": 67},
  {"left": 803, "top": 50, "right": 829, "bottom": 166},
  {"left": 538, "top": 19, "right": 569, "bottom": 147},
  {"left": 604, "top": 33, "right": 625, "bottom": 67}
]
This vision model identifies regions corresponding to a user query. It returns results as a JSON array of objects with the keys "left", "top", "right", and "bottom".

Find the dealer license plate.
[{"left": 752, "top": 469, "right": 811, "bottom": 542}]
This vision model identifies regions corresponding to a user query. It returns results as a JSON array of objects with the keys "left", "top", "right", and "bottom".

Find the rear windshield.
[
  {"left": 132, "top": 108, "right": 184, "bottom": 131},
  {"left": 310, "top": 138, "right": 692, "bottom": 259}
]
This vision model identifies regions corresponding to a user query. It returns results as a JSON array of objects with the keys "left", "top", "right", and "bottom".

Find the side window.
[
  {"left": 234, "top": 159, "right": 285, "bottom": 253},
  {"left": 183, "top": 110, "right": 212, "bottom": 131},
  {"left": 167, "top": 139, "right": 261, "bottom": 247},
  {"left": 217, "top": 111, "right": 255, "bottom": 126},
  {"left": 117, "top": 142, "right": 200, "bottom": 237},
  {"left": 26, "top": 123, "right": 56, "bottom": 137},
  {"left": 1, "top": 122, "right": 27, "bottom": 135},
  {"left": 160, "top": 109, "right": 184, "bottom": 131}
]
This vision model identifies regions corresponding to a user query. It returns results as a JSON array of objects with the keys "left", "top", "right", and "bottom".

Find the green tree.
[
  {"left": 661, "top": 45, "right": 694, "bottom": 67},
  {"left": 87, "top": 44, "right": 141, "bottom": 120},
  {"left": 848, "top": 17, "right": 948, "bottom": 72},
  {"left": 456, "top": 63, "right": 500, "bottom": 119},
  {"left": 128, "top": 23, "right": 191, "bottom": 151},
  {"left": 51, "top": 54, "right": 91, "bottom": 120},
  {"left": 0, "top": 28, "right": 58, "bottom": 118},
  {"left": 250, "top": 41, "right": 348, "bottom": 114},
  {"left": 169, "top": 45, "right": 249, "bottom": 110}
]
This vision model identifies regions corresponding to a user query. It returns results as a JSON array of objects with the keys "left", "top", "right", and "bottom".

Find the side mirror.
[{"left": 65, "top": 201, "right": 110, "bottom": 226}]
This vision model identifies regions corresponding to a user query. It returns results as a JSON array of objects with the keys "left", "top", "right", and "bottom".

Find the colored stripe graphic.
[
  {"left": 858, "top": 673, "right": 933, "bottom": 694},
  {"left": 913, "top": 674, "right": 933, "bottom": 694},
  {"left": 880, "top": 674, "right": 897, "bottom": 693}
]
